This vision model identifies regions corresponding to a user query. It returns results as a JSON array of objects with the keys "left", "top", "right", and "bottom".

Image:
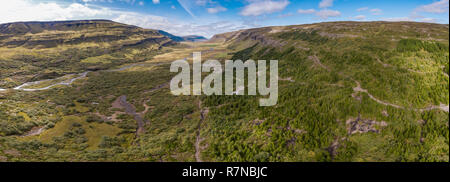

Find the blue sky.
[{"left": 0, "top": 0, "right": 448, "bottom": 37}]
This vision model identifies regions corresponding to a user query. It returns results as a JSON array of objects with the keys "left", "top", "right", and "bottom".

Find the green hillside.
[
  {"left": 0, "top": 21, "right": 448, "bottom": 162},
  {"left": 0, "top": 20, "right": 175, "bottom": 88}
]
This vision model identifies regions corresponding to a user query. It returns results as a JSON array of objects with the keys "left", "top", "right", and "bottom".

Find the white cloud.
[
  {"left": 119, "top": 0, "right": 137, "bottom": 5},
  {"left": 115, "top": 14, "right": 248, "bottom": 37},
  {"left": 0, "top": 0, "right": 245, "bottom": 38},
  {"left": 353, "top": 15, "right": 366, "bottom": 20},
  {"left": 315, "top": 9, "right": 341, "bottom": 19},
  {"left": 177, "top": 0, "right": 196, "bottom": 17},
  {"left": 152, "top": 0, "right": 160, "bottom": 4},
  {"left": 370, "top": 8, "right": 382, "bottom": 15},
  {"left": 298, "top": 4, "right": 341, "bottom": 19},
  {"left": 383, "top": 16, "right": 439, "bottom": 23},
  {"left": 278, "top": 13, "right": 293, "bottom": 18},
  {"left": 207, "top": 6, "right": 227, "bottom": 14},
  {"left": 383, "top": 17, "right": 412, "bottom": 22},
  {"left": 0, "top": 1, "right": 114, "bottom": 24},
  {"left": 419, "top": 18, "right": 438, "bottom": 23},
  {"left": 356, "top": 7, "right": 368, "bottom": 12},
  {"left": 138, "top": 1, "right": 144, "bottom": 6},
  {"left": 81, "top": 0, "right": 138, "bottom": 4},
  {"left": 319, "top": 0, "right": 334, "bottom": 8},
  {"left": 297, "top": 9, "right": 316, "bottom": 14},
  {"left": 196, "top": 0, "right": 212, "bottom": 6},
  {"left": 415, "top": 0, "right": 449, "bottom": 13},
  {"left": 240, "top": 0, "right": 290, "bottom": 16},
  {"left": 81, "top": 0, "right": 114, "bottom": 3}
]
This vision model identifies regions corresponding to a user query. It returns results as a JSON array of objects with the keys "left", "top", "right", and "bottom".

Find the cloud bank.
[
  {"left": 241, "top": 0, "right": 290, "bottom": 16},
  {"left": 0, "top": 0, "right": 246, "bottom": 38}
]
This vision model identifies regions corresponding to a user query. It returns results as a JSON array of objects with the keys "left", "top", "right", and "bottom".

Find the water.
[
  {"left": 10, "top": 62, "right": 154, "bottom": 92},
  {"left": 13, "top": 71, "right": 89, "bottom": 91},
  {"left": 6, "top": 62, "right": 164, "bottom": 92}
]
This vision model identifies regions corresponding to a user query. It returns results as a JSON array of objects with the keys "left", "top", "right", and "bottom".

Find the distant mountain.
[
  {"left": 181, "top": 35, "right": 208, "bottom": 42},
  {"left": 158, "top": 30, "right": 207, "bottom": 42},
  {"left": 157, "top": 30, "right": 184, "bottom": 42},
  {"left": 0, "top": 20, "right": 175, "bottom": 48}
]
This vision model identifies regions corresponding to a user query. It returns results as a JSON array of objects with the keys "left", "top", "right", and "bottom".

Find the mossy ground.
[{"left": 0, "top": 22, "right": 448, "bottom": 162}]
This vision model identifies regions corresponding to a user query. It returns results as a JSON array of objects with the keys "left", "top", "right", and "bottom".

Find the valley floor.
[{"left": 0, "top": 37, "right": 448, "bottom": 162}]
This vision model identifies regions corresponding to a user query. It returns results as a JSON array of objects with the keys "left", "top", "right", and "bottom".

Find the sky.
[{"left": 0, "top": 0, "right": 448, "bottom": 38}]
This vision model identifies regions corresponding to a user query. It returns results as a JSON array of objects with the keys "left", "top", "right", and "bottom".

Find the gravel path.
[{"left": 195, "top": 101, "right": 209, "bottom": 162}]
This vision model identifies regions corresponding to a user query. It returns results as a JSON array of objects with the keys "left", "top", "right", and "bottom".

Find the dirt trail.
[
  {"left": 352, "top": 81, "right": 404, "bottom": 109},
  {"left": 140, "top": 101, "right": 152, "bottom": 118},
  {"left": 419, "top": 104, "right": 449, "bottom": 113},
  {"left": 308, "top": 56, "right": 404, "bottom": 109},
  {"left": 21, "top": 126, "right": 45, "bottom": 137},
  {"left": 308, "top": 55, "right": 330, "bottom": 71},
  {"left": 95, "top": 111, "right": 124, "bottom": 122},
  {"left": 310, "top": 55, "right": 404, "bottom": 109},
  {"left": 143, "top": 83, "right": 169, "bottom": 94},
  {"left": 195, "top": 100, "right": 209, "bottom": 162},
  {"left": 352, "top": 80, "right": 449, "bottom": 112},
  {"left": 376, "top": 58, "right": 391, "bottom": 68},
  {"left": 310, "top": 55, "right": 449, "bottom": 113},
  {"left": 278, "top": 77, "right": 295, "bottom": 82},
  {"left": 139, "top": 83, "right": 170, "bottom": 118}
]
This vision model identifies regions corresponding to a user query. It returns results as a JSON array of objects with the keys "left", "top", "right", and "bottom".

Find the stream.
[
  {"left": 116, "top": 95, "right": 146, "bottom": 137},
  {"left": 13, "top": 72, "right": 89, "bottom": 91},
  {"left": 1, "top": 62, "right": 159, "bottom": 92}
]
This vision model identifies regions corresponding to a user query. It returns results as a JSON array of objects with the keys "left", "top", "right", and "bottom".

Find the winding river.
[
  {"left": 0, "top": 62, "right": 156, "bottom": 92},
  {"left": 13, "top": 72, "right": 89, "bottom": 91},
  {"left": 115, "top": 95, "right": 146, "bottom": 137}
]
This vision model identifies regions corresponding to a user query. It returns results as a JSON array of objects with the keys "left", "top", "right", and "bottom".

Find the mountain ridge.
[
  {"left": 158, "top": 30, "right": 207, "bottom": 42},
  {"left": 0, "top": 20, "right": 176, "bottom": 87}
]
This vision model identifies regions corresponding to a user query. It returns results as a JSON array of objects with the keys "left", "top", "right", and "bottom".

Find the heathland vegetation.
[{"left": 0, "top": 21, "right": 448, "bottom": 162}]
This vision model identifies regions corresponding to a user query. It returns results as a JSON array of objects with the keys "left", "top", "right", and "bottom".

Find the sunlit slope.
[
  {"left": 201, "top": 21, "right": 449, "bottom": 161},
  {"left": 0, "top": 20, "right": 175, "bottom": 88},
  {"left": 211, "top": 21, "right": 449, "bottom": 109},
  {"left": 0, "top": 42, "right": 226, "bottom": 162}
]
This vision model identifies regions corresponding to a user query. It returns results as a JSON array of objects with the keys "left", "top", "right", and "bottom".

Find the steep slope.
[
  {"left": 0, "top": 20, "right": 174, "bottom": 48},
  {"left": 202, "top": 21, "right": 449, "bottom": 162},
  {"left": 0, "top": 20, "right": 176, "bottom": 88}
]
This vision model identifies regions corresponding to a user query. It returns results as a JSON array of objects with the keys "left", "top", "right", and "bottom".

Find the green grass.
[
  {"left": 81, "top": 55, "right": 114, "bottom": 64},
  {"left": 0, "top": 21, "right": 448, "bottom": 162},
  {"left": 30, "top": 115, "right": 121, "bottom": 150}
]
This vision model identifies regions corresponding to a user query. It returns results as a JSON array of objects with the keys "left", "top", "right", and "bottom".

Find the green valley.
[{"left": 0, "top": 20, "right": 448, "bottom": 162}]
